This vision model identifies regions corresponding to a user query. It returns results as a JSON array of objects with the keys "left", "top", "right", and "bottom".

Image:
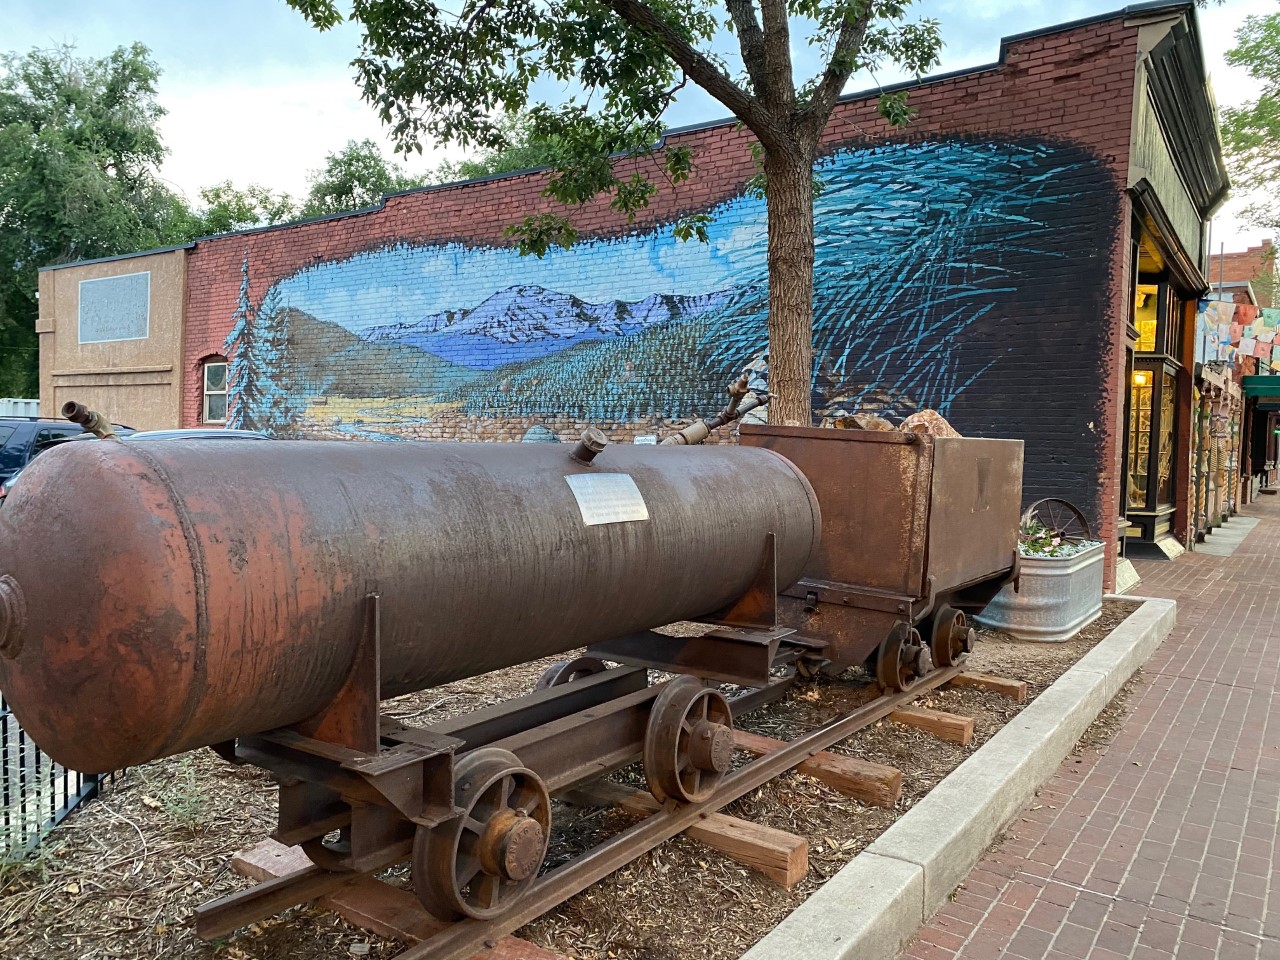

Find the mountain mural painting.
[{"left": 224, "top": 137, "right": 1116, "bottom": 447}]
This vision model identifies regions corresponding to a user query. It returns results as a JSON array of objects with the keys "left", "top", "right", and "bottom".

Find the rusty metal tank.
[{"left": 0, "top": 438, "right": 819, "bottom": 773}]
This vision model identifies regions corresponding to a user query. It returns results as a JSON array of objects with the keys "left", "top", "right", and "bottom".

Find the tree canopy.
[
  {"left": 0, "top": 43, "right": 194, "bottom": 395},
  {"left": 300, "top": 137, "right": 429, "bottom": 217},
  {"left": 288, "top": 0, "right": 942, "bottom": 424},
  {"left": 1221, "top": 9, "right": 1280, "bottom": 232}
]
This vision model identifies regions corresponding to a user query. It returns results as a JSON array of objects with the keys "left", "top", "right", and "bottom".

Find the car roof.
[{"left": 127, "top": 429, "right": 272, "bottom": 440}]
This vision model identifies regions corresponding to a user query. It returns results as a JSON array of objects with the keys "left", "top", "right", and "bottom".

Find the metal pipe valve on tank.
[{"left": 0, "top": 435, "right": 820, "bottom": 773}]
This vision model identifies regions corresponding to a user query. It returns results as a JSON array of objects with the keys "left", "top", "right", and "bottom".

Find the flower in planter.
[{"left": 1018, "top": 518, "right": 1102, "bottom": 559}]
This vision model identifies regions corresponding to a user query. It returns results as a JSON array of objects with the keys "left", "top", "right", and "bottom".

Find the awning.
[{"left": 1243, "top": 375, "right": 1280, "bottom": 410}]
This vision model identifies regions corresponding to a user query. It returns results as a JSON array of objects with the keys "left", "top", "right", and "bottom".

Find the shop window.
[
  {"left": 1133, "top": 279, "right": 1183, "bottom": 358},
  {"left": 1128, "top": 361, "right": 1179, "bottom": 512},
  {"left": 1128, "top": 370, "right": 1152, "bottom": 508},
  {"left": 203, "top": 361, "right": 228, "bottom": 423}
]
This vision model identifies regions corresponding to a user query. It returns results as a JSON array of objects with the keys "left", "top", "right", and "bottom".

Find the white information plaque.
[{"left": 565, "top": 473, "right": 650, "bottom": 526}]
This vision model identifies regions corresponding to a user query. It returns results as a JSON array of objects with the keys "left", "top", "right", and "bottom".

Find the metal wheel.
[
  {"left": 876, "top": 623, "right": 931, "bottom": 693},
  {"left": 1021, "top": 498, "right": 1092, "bottom": 544},
  {"left": 412, "top": 748, "right": 551, "bottom": 921},
  {"left": 643, "top": 676, "right": 735, "bottom": 803},
  {"left": 533, "top": 655, "right": 609, "bottom": 691},
  {"left": 929, "top": 604, "right": 973, "bottom": 668}
]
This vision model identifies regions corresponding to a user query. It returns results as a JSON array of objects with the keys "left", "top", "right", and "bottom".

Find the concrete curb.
[{"left": 741, "top": 596, "right": 1176, "bottom": 960}]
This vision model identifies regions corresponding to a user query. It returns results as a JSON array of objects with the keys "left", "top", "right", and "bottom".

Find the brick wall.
[
  {"left": 1207, "top": 240, "right": 1276, "bottom": 307},
  {"left": 182, "top": 13, "right": 1141, "bottom": 582}
]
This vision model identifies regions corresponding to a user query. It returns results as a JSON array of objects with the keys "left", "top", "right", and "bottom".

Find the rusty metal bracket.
[
  {"left": 291, "top": 593, "right": 382, "bottom": 754},
  {"left": 708, "top": 532, "right": 778, "bottom": 630},
  {"left": 589, "top": 625, "right": 795, "bottom": 688}
]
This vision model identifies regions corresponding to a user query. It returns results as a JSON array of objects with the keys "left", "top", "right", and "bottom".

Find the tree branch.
[
  {"left": 757, "top": 0, "right": 794, "bottom": 115},
  {"left": 600, "top": 0, "right": 785, "bottom": 146},
  {"left": 798, "top": 8, "right": 872, "bottom": 143},
  {"left": 724, "top": 0, "right": 769, "bottom": 99}
]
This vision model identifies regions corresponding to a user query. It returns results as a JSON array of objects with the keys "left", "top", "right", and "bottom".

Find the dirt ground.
[{"left": 0, "top": 600, "right": 1140, "bottom": 960}]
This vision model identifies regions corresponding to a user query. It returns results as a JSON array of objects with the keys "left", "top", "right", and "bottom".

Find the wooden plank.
[
  {"left": 230, "top": 839, "right": 567, "bottom": 958},
  {"left": 733, "top": 729, "right": 902, "bottom": 807},
  {"left": 947, "top": 671, "right": 1028, "bottom": 703},
  {"left": 566, "top": 781, "right": 808, "bottom": 888},
  {"left": 887, "top": 706, "right": 974, "bottom": 746}
]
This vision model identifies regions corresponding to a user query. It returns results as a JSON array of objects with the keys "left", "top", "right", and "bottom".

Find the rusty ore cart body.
[{"left": 740, "top": 423, "right": 1023, "bottom": 689}]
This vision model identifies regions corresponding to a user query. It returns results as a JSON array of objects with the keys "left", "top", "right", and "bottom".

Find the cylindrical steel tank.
[{"left": 0, "top": 439, "right": 819, "bottom": 773}]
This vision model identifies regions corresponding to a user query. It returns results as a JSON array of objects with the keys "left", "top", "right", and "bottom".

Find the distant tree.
[
  {"left": 301, "top": 138, "right": 427, "bottom": 217},
  {"left": 1221, "top": 10, "right": 1280, "bottom": 232},
  {"left": 431, "top": 113, "right": 566, "bottom": 183},
  {"left": 287, "top": 0, "right": 943, "bottom": 425},
  {"left": 197, "top": 181, "right": 299, "bottom": 235},
  {"left": 0, "top": 43, "right": 197, "bottom": 396},
  {"left": 224, "top": 255, "right": 304, "bottom": 434}
]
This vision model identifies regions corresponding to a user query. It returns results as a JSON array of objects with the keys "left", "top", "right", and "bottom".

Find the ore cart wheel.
[
  {"left": 929, "top": 604, "right": 974, "bottom": 669},
  {"left": 533, "top": 655, "right": 609, "bottom": 691},
  {"left": 876, "top": 623, "right": 931, "bottom": 693},
  {"left": 643, "top": 676, "right": 735, "bottom": 803},
  {"left": 1021, "top": 498, "right": 1092, "bottom": 543},
  {"left": 413, "top": 748, "right": 551, "bottom": 921}
]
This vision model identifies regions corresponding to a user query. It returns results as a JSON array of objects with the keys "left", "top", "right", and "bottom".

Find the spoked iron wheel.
[
  {"left": 876, "top": 622, "right": 931, "bottom": 693},
  {"left": 643, "top": 676, "right": 735, "bottom": 803},
  {"left": 533, "top": 655, "right": 609, "bottom": 691},
  {"left": 413, "top": 748, "right": 551, "bottom": 921},
  {"left": 929, "top": 604, "right": 974, "bottom": 669},
  {"left": 1021, "top": 498, "right": 1092, "bottom": 544}
]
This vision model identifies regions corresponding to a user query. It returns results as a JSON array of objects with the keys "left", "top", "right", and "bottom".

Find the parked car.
[
  {"left": 0, "top": 428, "right": 272, "bottom": 505},
  {"left": 0, "top": 416, "right": 134, "bottom": 487}
]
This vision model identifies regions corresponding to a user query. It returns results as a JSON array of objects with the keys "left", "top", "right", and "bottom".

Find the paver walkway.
[{"left": 902, "top": 498, "right": 1280, "bottom": 960}]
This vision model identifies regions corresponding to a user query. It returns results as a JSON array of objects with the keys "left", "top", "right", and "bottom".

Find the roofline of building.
[{"left": 41, "top": 2, "right": 1198, "bottom": 274}]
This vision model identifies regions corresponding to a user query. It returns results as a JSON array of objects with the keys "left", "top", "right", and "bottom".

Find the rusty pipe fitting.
[
  {"left": 61, "top": 401, "right": 117, "bottom": 439},
  {"left": 570, "top": 428, "right": 608, "bottom": 464}
]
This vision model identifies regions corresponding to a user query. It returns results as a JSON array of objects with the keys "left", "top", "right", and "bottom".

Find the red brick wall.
[
  {"left": 184, "top": 16, "right": 1139, "bottom": 420},
  {"left": 1207, "top": 240, "right": 1276, "bottom": 307},
  {"left": 180, "top": 14, "right": 1142, "bottom": 584}
]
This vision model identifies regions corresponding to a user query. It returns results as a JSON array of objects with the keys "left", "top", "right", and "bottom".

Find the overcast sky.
[{"left": 3, "top": 0, "right": 1274, "bottom": 252}]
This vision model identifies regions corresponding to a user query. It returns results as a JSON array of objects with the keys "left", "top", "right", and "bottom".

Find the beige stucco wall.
[{"left": 38, "top": 249, "right": 187, "bottom": 431}]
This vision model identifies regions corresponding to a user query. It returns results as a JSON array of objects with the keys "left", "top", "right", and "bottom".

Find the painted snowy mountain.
[{"left": 364, "top": 284, "right": 734, "bottom": 368}]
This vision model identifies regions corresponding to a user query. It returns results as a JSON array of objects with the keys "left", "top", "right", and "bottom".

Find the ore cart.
[{"left": 740, "top": 423, "right": 1023, "bottom": 691}]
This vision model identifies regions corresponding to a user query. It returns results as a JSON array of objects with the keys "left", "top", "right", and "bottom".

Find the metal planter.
[{"left": 975, "top": 542, "right": 1104, "bottom": 642}]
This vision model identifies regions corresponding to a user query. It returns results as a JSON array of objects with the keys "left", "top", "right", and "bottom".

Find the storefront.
[{"left": 1122, "top": 223, "right": 1198, "bottom": 557}]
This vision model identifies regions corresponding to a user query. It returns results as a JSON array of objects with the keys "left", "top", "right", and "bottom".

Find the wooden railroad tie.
[
  {"left": 232, "top": 839, "right": 568, "bottom": 960},
  {"left": 887, "top": 706, "right": 974, "bottom": 746},
  {"left": 732, "top": 729, "right": 903, "bottom": 808},
  {"left": 946, "top": 671, "right": 1028, "bottom": 703},
  {"left": 566, "top": 780, "right": 809, "bottom": 889}
]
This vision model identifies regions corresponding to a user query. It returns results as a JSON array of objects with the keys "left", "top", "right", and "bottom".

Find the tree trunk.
[{"left": 763, "top": 146, "right": 815, "bottom": 426}]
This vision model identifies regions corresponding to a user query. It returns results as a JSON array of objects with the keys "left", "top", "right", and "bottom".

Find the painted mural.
[{"left": 224, "top": 137, "right": 1116, "bottom": 464}]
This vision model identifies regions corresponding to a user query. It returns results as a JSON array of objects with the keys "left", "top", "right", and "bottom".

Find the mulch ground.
[{"left": 0, "top": 599, "right": 1139, "bottom": 960}]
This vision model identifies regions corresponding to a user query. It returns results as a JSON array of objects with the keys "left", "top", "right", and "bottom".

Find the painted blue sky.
[
  {"left": 272, "top": 188, "right": 768, "bottom": 330},
  {"left": 2, "top": 0, "right": 1272, "bottom": 249}
]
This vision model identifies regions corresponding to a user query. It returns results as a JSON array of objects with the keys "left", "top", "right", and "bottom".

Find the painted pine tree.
[
  {"left": 223, "top": 253, "right": 256, "bottom": 429},
  {"left": 223, "top": 253, "right": 304, "bottom": 434}
]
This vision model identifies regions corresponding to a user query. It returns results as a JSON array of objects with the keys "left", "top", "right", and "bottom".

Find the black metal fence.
[{"left": 1, "top": 690, "right": 102, "bottom": 859}]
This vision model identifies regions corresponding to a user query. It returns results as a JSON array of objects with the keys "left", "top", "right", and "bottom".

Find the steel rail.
[{"left": 401, "top": 663, "right": 965, "bottom": 960}]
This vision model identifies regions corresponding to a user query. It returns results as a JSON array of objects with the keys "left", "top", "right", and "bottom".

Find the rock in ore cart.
[{"left": 0, "top": 398, "right": 1022, "bottom": 960}]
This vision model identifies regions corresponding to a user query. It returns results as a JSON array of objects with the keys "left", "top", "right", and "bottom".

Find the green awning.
[{"left": 1242, "top": 375, "right": 1280, "bottom": 400}]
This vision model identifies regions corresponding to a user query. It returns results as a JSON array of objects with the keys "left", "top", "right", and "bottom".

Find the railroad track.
[{"left": 198, "top": 661, "right": 1025, "bottom": 960}]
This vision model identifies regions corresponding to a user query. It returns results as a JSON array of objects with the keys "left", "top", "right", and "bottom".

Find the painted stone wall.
[{"left": 184, "top": 14, "right": 1138, "bottom": 554}]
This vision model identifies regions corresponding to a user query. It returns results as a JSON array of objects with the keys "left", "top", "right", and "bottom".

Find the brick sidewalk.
[{"left": 902, "top": 500, "right": 1280, "bottom": 960}]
